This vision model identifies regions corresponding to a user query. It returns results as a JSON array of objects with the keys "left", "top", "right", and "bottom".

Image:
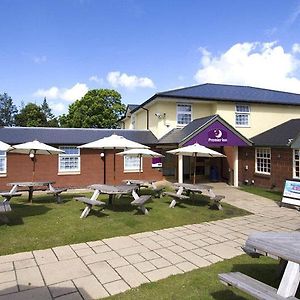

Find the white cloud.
[
  {"left": 33, "top": 55, "right": 47, "bottom": 64},
  {"left": 89, "top": 75, "right": 103, "bottom": 84},
  {"left": 49, "top": 102, "right": 66, "bottom": 114},
  {"left": 34, "top": 83, "right": 89, "bottom": 102},
  {"left": 107, "top": 71, "right": 155, "bottom": 89},
  {"left": 194, "top": 41, "right": 300, "bottom": 94}
]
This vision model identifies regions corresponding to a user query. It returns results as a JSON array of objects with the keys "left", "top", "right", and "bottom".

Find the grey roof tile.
[
  {"left": 0, "top": 127, "right": 158, "bottom": 146},
  {"left": 251, "top": 119, "right": 300, "bottom": 147}
]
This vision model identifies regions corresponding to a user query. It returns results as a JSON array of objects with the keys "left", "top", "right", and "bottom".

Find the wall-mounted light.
[
  {"left": 155, "top": 112, "right": 166, "bottom": 119},
  {"left": 29, "top": 153, "right": 35, "bottom": 159},
  {"left": 100, "top": 152, "right": 105, "bottom": 158}
]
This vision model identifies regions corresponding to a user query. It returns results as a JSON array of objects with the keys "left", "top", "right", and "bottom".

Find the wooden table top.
[
  {"left": 7, "top": 181, "right": 55, "bottom": 187},
  {"left": 245, "top": 232, "right": 300, "bottom": 264},
  {"left": 89, "top": 184, "right": 137, "bottom": 194},
  {"left": 173, "top": 183, "right": 213, "bottom": 191}
]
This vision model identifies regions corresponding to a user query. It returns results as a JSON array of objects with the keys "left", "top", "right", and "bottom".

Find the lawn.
[
  {"left": 239, "top": 185, "right": 282, "bottom": 202},
  {"left": 108, "top": 254, "right": 286, "bottom": 300},
  {"left": 0, "top": 191, "right": 249, "bottom": 255}
]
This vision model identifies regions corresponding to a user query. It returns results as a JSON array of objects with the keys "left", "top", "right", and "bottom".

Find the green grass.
[
  {"left": 108, "top": 254, "right": 287, "bottom": 300},
  {"left": 0, "top": 191, "right": 249, "bottom": 255},
  {"left": 239, "top": 185, "right": 282, "bottom": 202}
]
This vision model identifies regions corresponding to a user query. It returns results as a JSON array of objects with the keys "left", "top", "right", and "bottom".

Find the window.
[
  {"left": 59, "top": 146, "right": 80, "bottom": 173},
  {"left": 177, "top": 103, "right": 192, "bottom": 125},
  {"left": 0, "top": 151, "right": 7, "bottom": 174},
  {"left": 131, "top": 114, "right": 136, "bottom": 129},
  {"left": 293, "top": 149, "right": 300, "bottom": 179},
  {"left": 255, "top": 148, "right": 271, "bottom": 174},
  {"left": 124, "top": 155, "right": 142, "bottom": 172},
  {"left": 235, "top": 105, "right": 250, "bottom": 127}
]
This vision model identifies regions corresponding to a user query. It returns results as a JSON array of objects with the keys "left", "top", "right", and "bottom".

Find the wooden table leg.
[
  {"left": 28, "top": 186, "right": 34, "bottom": 203},
  {"left": 108, "top": 194, "right": 113, "bottom": 205},
  {"left": 277, "top": 261, "right": 300, "bottom": 297}
]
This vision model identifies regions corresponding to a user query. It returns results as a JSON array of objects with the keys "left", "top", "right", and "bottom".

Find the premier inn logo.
[{"left": 208, "top": 129, "right": 228, "bottom": 143}]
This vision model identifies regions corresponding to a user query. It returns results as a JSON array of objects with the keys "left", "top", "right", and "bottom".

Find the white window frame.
[
  {"left": 255, "top": 147, "right": 271, "bottom": 175},
  {"left": 124, "top": 155, "right": 142, "bottom": 172},
  {"left": 293, "top": 149, "right": 300, "bottom": 179},
  {"left": 58, "top": 146, "right": 81, "bottom": 173},
  {"left": 235, "top": 104, "right": 250, "bottom": 127},
  {"left": 0, "top": 151, "right": 7, "bottom": 174},
  {"left": 177, "top": 103, "right": 192, "bottom": 126}
]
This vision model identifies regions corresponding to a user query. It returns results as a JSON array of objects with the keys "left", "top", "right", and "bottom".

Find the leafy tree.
[
  {"left": 15, "top": 103, "right": 48, "bottom": 127},
  {"left": 0, "top": 93, "right": 18, "bottom": 126},
  {"left": 41, "top": 97, "right": 59, "bottom": 127},
  {"left": 59, "top": 89, "right": 126, "bottom": 128}
]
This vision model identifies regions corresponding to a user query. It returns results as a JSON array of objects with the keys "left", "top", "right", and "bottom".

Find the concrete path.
[{"left": 0, "top": 183, "right": 300, "bottom": 300}]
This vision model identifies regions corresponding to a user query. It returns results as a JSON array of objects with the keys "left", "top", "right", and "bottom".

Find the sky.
[{"left": 1, "top": 0, "right": 300, "bottom": 115}]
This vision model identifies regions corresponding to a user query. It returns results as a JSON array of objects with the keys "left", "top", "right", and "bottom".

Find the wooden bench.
[
  {"left": 46, "top": 188, "right": 67, "bottom": 203},
  {"left": 163, "top": 186, "right": 190, "bottom": 208},
  {"left": 0, "top": 192, "right": 22, "bottom": 202},
  {"left": 131, "top": 189, "right": 151, "bottom": 214},
  {"left": 208, "top": 189, "right": 225, "bottom": 210},
  {"left": 219, "top": 272, "right": 299, "bottom": 300},
  {"left": 151, "top": 183, "right": 165, "bottom": 198},
  {"left": 74, "top": 197, "right": 106, "bottom": 218}
]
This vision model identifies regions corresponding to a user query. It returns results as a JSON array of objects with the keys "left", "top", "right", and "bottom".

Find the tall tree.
[
  {"left": 0, "top": 93, "right": 18, "bottom": 126},
  {"left": 41, "top": 97, "right": 59, "bottom": 127},
  {"left": 15, "top": 103, "right": 48, "bottom": 127},
  {"left": 59, "top": 89, "right": 126, "bottom": 128}
]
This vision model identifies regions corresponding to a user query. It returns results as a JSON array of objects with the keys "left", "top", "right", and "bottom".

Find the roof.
[
  {"left": 159, "top": 115, "right": 216, "bottom": 144},
  {"left": 158, "top": 114, "right": 252, "bottom": 146},
  {"left": 132, "top": 83, "right": 300, "bottom": 114},
  {"left": 0, "top": 127, "right": 158, "bottom": 146},
  {"left": 251, "top": 119, "right": 300, "bottom": 147},
  {"left": 119, "top": 104, "right": 140, "bottom": 122}
]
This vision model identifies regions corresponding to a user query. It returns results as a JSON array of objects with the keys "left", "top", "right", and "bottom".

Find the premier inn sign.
[
  {"left": 207, "top": 129, "right": 228, "bottom": 143},
  {"left": 184, "top": 119, "right": 250, "bottom": 147}
]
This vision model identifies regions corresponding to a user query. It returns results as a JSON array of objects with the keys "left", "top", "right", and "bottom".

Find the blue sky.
[{"left": 1, "top": 0, "right": 300, "bottom": 115}]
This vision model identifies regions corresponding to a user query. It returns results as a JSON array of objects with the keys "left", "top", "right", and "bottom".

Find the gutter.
[{"left": 141, "top": 107, "right": 149, "bottom": 130}]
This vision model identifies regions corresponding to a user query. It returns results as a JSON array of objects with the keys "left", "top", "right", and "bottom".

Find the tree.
[
  {"left": 0, "top": 93, "right": 18, "bottom": 126},
  {"left": 41, "top": 98, "right": 59, "bottom": 127},
  {"left": 59, "top": 89, "right": 126, "bottom": 128},
  {"left": 15, "top": 103, "right": 48, "bottom": 127}
]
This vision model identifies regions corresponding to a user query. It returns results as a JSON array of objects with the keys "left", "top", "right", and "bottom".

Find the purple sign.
[
  {"left": 152, "top": 157, "right": 162, "bottom": 168},
  {"left": 184, "top": 120, "right": 249, "bottom": 147}
]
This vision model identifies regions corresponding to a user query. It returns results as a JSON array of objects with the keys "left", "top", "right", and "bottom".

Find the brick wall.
[
  {"left": 0, "top": 149, "right": 163, "bottom": 190},
  {"left": 239, "top": 147, "right": 293, "bottom": 191}
]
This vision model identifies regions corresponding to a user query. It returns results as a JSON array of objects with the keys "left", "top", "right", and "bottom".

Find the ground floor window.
[
  {"left": 255, "top": 148, "right": 271, "bottom": 174},
  {"left": 293, "top": 149, "right": 300, "bottom": 179},
  {"left": 124, "top": 155, "right": 142, "bottom": 172},
  {"left": 59, "top": 146, "right": 80, "bottom": 173},
  {"left": 0, "top": 151, "right": 7, "bottom": 174}
]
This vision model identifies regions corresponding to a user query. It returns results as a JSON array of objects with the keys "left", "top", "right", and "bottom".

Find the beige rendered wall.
[{"left": 215, "top": 102, "right": 300, "bottom": 138}]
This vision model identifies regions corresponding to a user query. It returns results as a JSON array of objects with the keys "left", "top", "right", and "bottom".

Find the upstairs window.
[
  {"left": 177, "top": 103, "right": 192, "bottom": 125},
  {"left": 293, "top": 149, "right": 300, "bottom": 179},
  {"left": 235, "top": 104, "right": 250, "bottom": 127},
  {"left": 59, "top": 146, "right": 80, "bottom": 173},
  {"left": 0, "top": 151, "right": 7, "bottom": 174},
  {"left": 255, "top": 148, "right": 271, "bottom": 175}
]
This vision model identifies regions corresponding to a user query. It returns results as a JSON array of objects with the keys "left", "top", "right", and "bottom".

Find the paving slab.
[
  {"left": 134, "top": 261, "right": 156, "bottom": 273},
  {"left": 0, "top": 252, "right": 33, "bottom": 264},
  {"left": 0, "top": 262, "right": 13, "bottom": 273},
  {"left": 103, "top": 279, "right": 131, "bottom": 295},
  {"left": 116, "top": 265, "right": 149, "bottom": 287},
  {"left": 48, "top": 280, "right": 77, "bottom": 298},
  {"left": 52, "top": 246, "right": 77, "bottom": 261},
  {"left": 14, "top": 258, "right": 36, "bottom": 270},
  {"left": 81, "top": 251, "right": 120, "bottom": 265},
  {"left": 0, "top": 271, "right": 15, "bottom": 285},
  {"left": 144, "top": 265, "right": 183, "bottom": 282},
  {"left": 33, "top": 249, "right": 58, "bottom": 265},
  {"left": 73, "top": 275, "right": 109, "bottom": 299},
  {"left": 89, "top": 261, "right": 120, "bottom": 284},
  {"left": 55, "top": 292, "right": 83, "bottom": 300},
  {"left": 103, "top": 236, "right": 140, "bottom": 250},
  {"left": 0, "top": 281, "right": 18, "bottom": 296},
  {"left": 16, "top": 266, "right": 44, "bottom": 291},
  {"left": 0, "top": 286, "right": 52, "bottom": 300},
  {"left": 40, "top": 258, "right": 90, "bottom": 285}
]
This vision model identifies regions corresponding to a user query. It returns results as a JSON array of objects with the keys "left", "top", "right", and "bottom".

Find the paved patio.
[{"left": 0, "top": 183, "right": 299, "bottom": 300}]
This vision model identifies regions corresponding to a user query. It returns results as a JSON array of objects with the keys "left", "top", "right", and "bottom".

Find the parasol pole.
[
  {"left": 139, "top": 154, "right": 142, "bottom": 174},
  {"left": 193, "top": 152, "right": 197, "bottom": 184},
  {"left": 113, "top": 147, "right": 116, "bottom": 182}
]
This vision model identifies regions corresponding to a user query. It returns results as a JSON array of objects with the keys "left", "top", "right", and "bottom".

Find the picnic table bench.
[
  {"left": 219, "top": 231, "right": 300, "bottom": 299},
  {"left": 74, "top": 195, "right": 106, "bottom": 218},
  {"left": 46, "top": 183, "right": 67, "bottom": 203},
  {"left": 164, "top": 186, "right": 190, "bottom": 208},
  {"left": 131, "top": 189, "right": 151, "bottom": 214}
]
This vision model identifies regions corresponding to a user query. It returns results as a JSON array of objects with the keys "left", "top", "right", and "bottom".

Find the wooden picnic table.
[
  {"left": 88, "top": 184, "right": 138, "bottom": 205},
  {"left": 173, "top": 182, "right": 213, "bottom": 195},
  {"left": 7, "top": 181, "right": 55, "bottom": 203},
  {"left": 219, "top": 231, "right": 300, "bottom": 299}
]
